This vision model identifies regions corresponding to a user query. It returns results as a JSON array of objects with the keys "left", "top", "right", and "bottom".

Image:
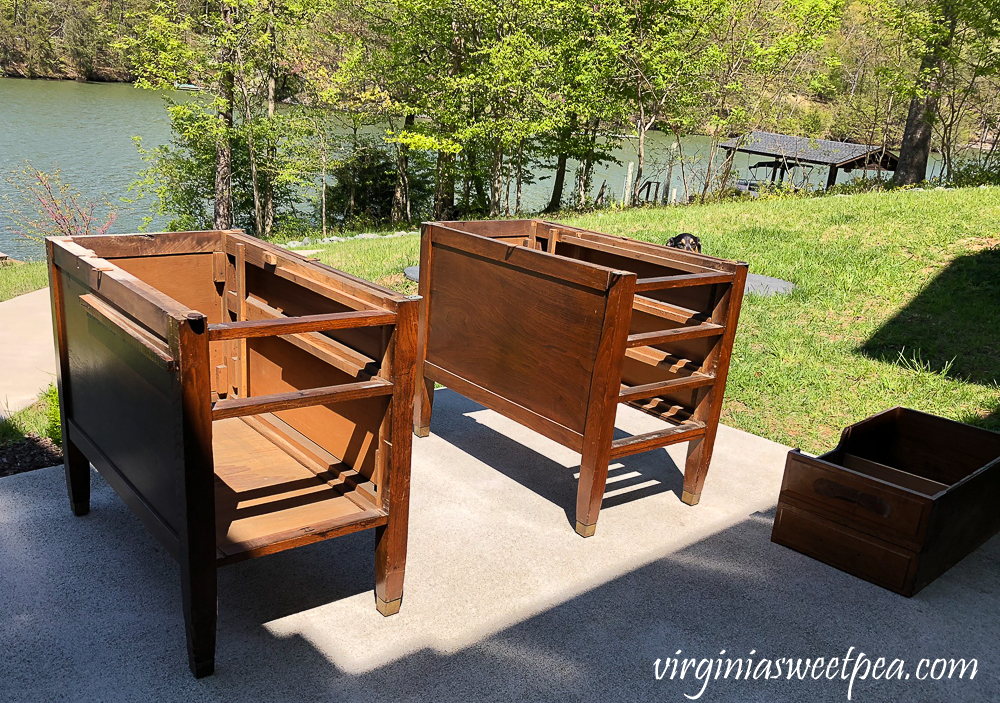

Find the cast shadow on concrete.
[
  {"left": 211, "top": 512, "right": 1000, "bottom": 702},
  {"left": 427, "top": 390, "right": 685, "bottom": 529},
  {"left": 6, "top": 466, "right": 997, "bottom": 701},
  {"left": 859, "top": 248, "right": 1000, "bottom": 391}
]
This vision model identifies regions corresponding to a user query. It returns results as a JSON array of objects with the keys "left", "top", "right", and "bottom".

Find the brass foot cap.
[
  {"left": 681, "top": 490, "right": 701, "bottom": 506},
  {"left": 376, "top": 596, "right": 402, "bottom": 616},
  {"left": 414, "top": 426, "right": 430, "bottom": 438},
  {"left": 575, "top": 521, "right": 597, "bottom": 538}
]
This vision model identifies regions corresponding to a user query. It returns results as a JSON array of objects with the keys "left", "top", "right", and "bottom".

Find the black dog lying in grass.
[{"left": 667, "top": 232, "right": 702, "bottom": 253}]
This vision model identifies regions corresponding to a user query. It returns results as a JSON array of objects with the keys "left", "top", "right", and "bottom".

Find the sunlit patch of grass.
[
  {"left": 568, "top": 187, "right": 1000, "bottom": 452},
  {"left": 306, "top": 235, "right": 420, "bottom": 295},
  {"left": 0, "top": 385, "right": 60, "bottom": 448},
  {"left": 0, "top": 260, "right": 48, "bottom": 302}
]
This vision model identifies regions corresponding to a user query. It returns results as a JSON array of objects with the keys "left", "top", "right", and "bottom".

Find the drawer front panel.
[
  {"left": 772, "top": 504, "right": 918, "bottom": 595},
  {"left": 782, "top": 454, "right": 930, "bottom": 544}
]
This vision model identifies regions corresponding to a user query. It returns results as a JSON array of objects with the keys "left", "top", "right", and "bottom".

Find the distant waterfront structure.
[{"left": 721, "top": 131, "right": 899, "bottom": 192}]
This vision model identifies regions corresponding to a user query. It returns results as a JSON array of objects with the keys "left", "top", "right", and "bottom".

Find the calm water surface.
[{"left": 0, "top": 78, "right": 174, "bottom": 260}]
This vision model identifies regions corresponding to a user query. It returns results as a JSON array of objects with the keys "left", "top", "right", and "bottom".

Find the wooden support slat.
[
  {"left": 632, "top": 295, "right": 705, "bottom": 325},
  {"left": 547, "top": 223, "right": 730, "bottom": 274},
  {"left": 618, "top": 373, "right": 716, "bottom": 402},
  {"left": 558, "top": 233, "right": 716, "bottom": 274},
  {"left": 609, "top": 421, "right": 707, "bottom": 460},
  {"left": 50, "top": 240, "right": 181, "bottom": 338},
  {"left": 69, "top": 230, "right": 230, "bottom": 258},
  {"left": 78, "top": 294, "right": 176, "bottom": 370},
  {"left": 235, "top": 242, "right": 248, "bottom": 398},
  {"left": 271, "top": 264, "right": 379, "bottom": 311},
  {"left": 429, "top": 223, "right": 617, "bottom": 291},
  {"left": 211, "top": 378, "right": 393, "bottom": 420},
  {"left": 208, "top": 310, "right": 395, "bottom": 341},
  {"left": 626, "top": 323, "right": 724, "bottom": 347},
  {"left": 628, "top": 397, "right": 694, "bottom": 424},
  {"left": 635, "top": 272, "right": 733, "bottom": 291},
  {"left": 243, "top": 297, "right": 377, "bottom": 378},
  {"left": 624, "top": 346, "right": 696, "bottom": 373},
  {"left": 212, "top": 251, "right": 227, "bottom": 283},
  {"left": 223, "top": 231, "right": 409, "bottom": 308},
  {"left": 842, "top": 453, "right": 949, "bottom": 497},
  {"left": 423, "top": 360, "right": 585, "bottom": 453},
  {"left": 240, "top": 413, "right": 381, "bottom": 508}
]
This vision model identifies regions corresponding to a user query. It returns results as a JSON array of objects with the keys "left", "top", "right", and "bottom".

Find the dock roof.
[{"left": 720, "top": 131, "right": 898, "bottom": 170}]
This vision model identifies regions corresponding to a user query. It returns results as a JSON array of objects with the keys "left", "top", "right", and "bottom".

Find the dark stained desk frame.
[
  {"left": 47, "top": 230, "right": 418, "bottom": 677},
  {"left": 413, "top": 220, "right": 748, "bottom": 536}
]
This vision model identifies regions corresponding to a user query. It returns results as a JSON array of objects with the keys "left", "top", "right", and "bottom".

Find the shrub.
[{"left": 43, "top": 385, "right": 61, "bottom": 446}]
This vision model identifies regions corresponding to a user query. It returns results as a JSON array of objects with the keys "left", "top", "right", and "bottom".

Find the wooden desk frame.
[
  {"left": 413, "top": 220, "right": 748, "bottom": 536},
  {"left": 47, "top": 230, "right": 418, "bottom": 676}
]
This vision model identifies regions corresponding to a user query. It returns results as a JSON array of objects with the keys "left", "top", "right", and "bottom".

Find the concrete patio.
[
  {"left": 0, "top": 287, "right": 55, "bottom": 417},
  {"left": 1, "top": 390, "right": 997, "bottom": 702}
]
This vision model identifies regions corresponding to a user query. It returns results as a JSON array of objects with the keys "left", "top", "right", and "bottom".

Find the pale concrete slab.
[
  {"left": 0, "top": 391, "right": 997, "bottom": 701},
  {"left": 745, "top": 272, "right": 796, "bottom": 296},
  {"left": 0, "top": 287, "right": 55, "bottom": 417}
]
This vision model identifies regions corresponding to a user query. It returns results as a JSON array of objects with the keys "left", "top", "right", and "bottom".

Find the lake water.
[
  {"left": 0, "top": 77, "right": 936, "bottom": 261},
  {"left": 1, "top": 78, "right": 175, "bottom": 261}
]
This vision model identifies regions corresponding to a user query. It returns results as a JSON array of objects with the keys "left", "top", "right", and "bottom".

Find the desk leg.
[{"left": 64, "top": 437, "right": 90, "bottom": 516}]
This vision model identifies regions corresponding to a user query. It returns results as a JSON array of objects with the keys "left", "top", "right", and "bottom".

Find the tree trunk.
[
  {"left": 699, "top": 139, "right": 719, "bottom": 203},
  {"left": 515, "top": 140, "right": 524, "bottom": 214},
  {"left": 213, "top": 2, "right": 234, "bottom": 230},
  {"left": 261, "top": 0, "right": 276, "bottom": 239},
  {"left": 320, "top": 136, "right": 327, "bottom": 239},
  {"left": 245, "top": 101, "right": 263, "bottom": 234},
  {"left": 896, "top": 71, "right": 938, "bottom": 185},
  {"left": 468, "top": 149, "right": 488, "bottom": 213},
  {"left": 717, "top": 147, "right": 736, "bottom": 194},
  {"left": 631, "top": 113, "right": 646, "bottom": 207},
  {"left": 662, "top": 160, "right": 674, "bottom": 205},
  {"left": 631, "top": 111, "right": 658, "bottom": 206},
  {"left": 490, "top": 145, "right": 503, "bottom": 216},
  {"left": 347, "top": 125, "right": 358, "bottom": 220},
  {"left": 896, "top": 17, "right": 956, "bottom": 185},
  {"left": 579, "top": 120, "right": 599, "bottom": 208},
  {"left": 391, "top": 114, "right": 415, "bottom": 224},
  {"left": 434, "top": 151, "right": 455, "bottom": 219},
  {"left": 545, "top": 152, "right": 567, "bottom": 213},
  {"left": 674, "top": 131, "right": 690, "bottom": 202},
  {"left": 461, "top": 152, "right": 471, "bottom": 214},
  {"left": 545, "top": 121, "right": 575, "bottom": 213}
]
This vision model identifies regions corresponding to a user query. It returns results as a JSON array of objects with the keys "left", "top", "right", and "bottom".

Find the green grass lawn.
[
  {"left": 0, "top": 385, "right": 60, "bottom": 448},
  {"left": 309, "top": 235, "right": 420, "bottom": 296},
  {"left": 0, "top": 260, "right": 48, "bottom": 302},
  {"left": 306, "top": 187, "right": 1000, "bottom": 453},
  {"left": 567, "top": 187, "right": 1000, "bottom": 451}
]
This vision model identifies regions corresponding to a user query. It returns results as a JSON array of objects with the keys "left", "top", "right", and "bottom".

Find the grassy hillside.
[{"left": 564, "top": 188, "right": 1000, "bottom": 451}]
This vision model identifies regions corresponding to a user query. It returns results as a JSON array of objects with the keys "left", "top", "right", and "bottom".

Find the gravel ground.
[{"left": 0, "top": 434, "right": 61, "bottom": 478}]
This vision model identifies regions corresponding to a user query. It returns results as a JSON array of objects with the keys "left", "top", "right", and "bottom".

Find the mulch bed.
[{"left": 0, "top": 434, "right": 63, "bottom": 478}]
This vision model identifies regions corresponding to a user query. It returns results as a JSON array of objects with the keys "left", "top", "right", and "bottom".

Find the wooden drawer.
[
  {"left": 779, "top": 451, "right": 932, "bottom": 548},
  {"left": 772, "top": 408, "right": 1000, "bottom": 597},
  {"left": 772, "top": 504, "right": 917, "bottom": 594}
]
